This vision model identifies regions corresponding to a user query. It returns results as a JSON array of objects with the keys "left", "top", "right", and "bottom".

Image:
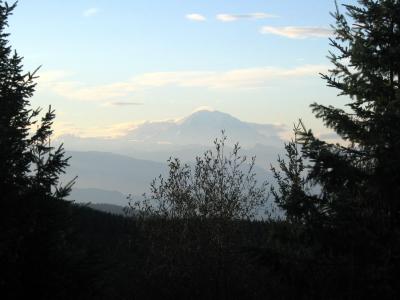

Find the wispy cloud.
[
  {"left": 186, "top": 13, "right": 206, "bottom": 22},
  {"left": 38, "top": 65, "right": 328, "bottom": 102},
  {"left": 260, "top": 26, "right": 332, "bottom": 39},
  {"left": 104, "top": 101, "right": 144, "bottom": 107},
  {"left": 217, "top": 13, "right": 276, "bottom": 22},
  {"left": 38, "top": 70, "right": 73, "bottom": 82},
  {"left": 83, "top": 7, "right": 99, "bottom": 17},
  {"left": 54, "top": 121, "right": 138, "bottom": 139}
]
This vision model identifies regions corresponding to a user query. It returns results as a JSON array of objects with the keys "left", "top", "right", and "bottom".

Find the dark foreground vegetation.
[{"left": 1, "top": 0, "right": 400, "bottom": 299}]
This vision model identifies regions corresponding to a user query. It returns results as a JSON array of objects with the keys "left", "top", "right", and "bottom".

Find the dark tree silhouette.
[
  {"left": 271, "top": 0, "right": 400, "bottom": 297},
  {"left": 0, "top": 2, "right": 78, "bottom": 298},
  {"left": 270, "top": 122, "right": 319, "bottom": 224},
  {"left": 0, "top": 2, "right": 72, "bottom": 200}
]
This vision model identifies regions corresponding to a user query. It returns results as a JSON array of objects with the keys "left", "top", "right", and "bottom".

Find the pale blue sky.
[{"left": 8, "top": 0, "right": 356, "bottom": 138}]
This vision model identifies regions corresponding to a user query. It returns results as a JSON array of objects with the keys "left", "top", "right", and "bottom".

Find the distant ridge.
[
  {"left": 62, "top": 150, "right": 273, "bottom": 206},
  {"left": 63, "top": 151, "right": 167, "bottom": 195},
  {"left": 86, "top": 203, "right": 127, "bottom": 215},
  {"left": 68, "top": 187, "right": 129, "bottom": 206}
]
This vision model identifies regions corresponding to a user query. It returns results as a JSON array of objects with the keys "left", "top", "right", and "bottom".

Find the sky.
[{"left": 8, "top": 0, "right": 357, "bottom": 139}]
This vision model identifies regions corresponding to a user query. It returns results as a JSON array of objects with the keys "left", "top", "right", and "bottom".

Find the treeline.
[
  {"left": 1, "top": 0, "right": 400, "bottom": 299},
  {"left": 2, "top": 197, "right": 372, "bottom": 299},
  {"left": 4, "top": 200, "right": 396, "bottom": 298}
]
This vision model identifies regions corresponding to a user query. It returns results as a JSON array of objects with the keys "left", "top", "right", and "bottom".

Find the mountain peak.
[
  {"left": 121, "top": 109, "right": 285, "bottom": 147},
  {"left": 178, "top": 109, "right": 237, "bottom": 125}
]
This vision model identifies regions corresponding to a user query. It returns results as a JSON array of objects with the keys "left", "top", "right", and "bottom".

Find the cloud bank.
[
  {"left": 38, "top": 64, "right": 328, "bottom": 102},
  {"left": 53, "top": 121, "right": 138, "bottom": 139}
]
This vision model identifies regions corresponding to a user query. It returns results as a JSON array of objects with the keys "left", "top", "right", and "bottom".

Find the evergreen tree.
[
  {"left": 301, "top": 0, "right": 400, "bottom": 223},
  {"left": 0, "top": 2, "right": 76, "bottom": 298},
  {"left": 0, "top": 2, "right": 72, "bottom": 199},
  {"left": 275, "top": 0, "right": 400, "bottom": 234},
  {"left": 270, "top": 122, "right": 318, "bottom": 224},
  {"left": 272, "top": 0, "right": 400, "bottom": 296}
]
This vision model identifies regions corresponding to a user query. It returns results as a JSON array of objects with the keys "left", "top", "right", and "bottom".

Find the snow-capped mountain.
[
  {"left": 59, "top": 110, "right": 286, "bottom": 153},
  {"left": 125, "top": 109, "right": 284, "bottom": 147}
]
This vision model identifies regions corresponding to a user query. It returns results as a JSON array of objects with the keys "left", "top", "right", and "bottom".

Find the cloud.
[
  {"left": 260, "top": 26, "right": 332, "bottom": 39},
  {"left": 217, "top": 13, "right": 276, "bottom": 22},
  {"left": 127, "top": 65, "right": 328, "bottom": 89},
  {"left": 38, "top": 65, "right": 328, "bottom": 102},
  {"left": 186, "top": 13, "right": 206, "bottom": 22},
  {"left": 53, "top": 121, "right": 139, "bottom": 139},
  {"left": 37, "top": 70, "right": 74, "bottom": 82},
  {"left": 191, "top": 106, "right": 215, "bottom": 113},
  {"left": 83, "top": 8, "right": 99, "bottom": 17},
  {"left": 104, "top": 101, "right": 144, "bottom": 107}
]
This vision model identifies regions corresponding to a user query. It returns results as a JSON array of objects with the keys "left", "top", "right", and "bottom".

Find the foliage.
[
  {"left": 126, "top": 133, "right": 270, "bottom": 298},
  {"left": 131, "top": 132, "right": 269, "bottom": 221},
  {"left": 270, "top": 122, "right": 320, "bottom": 223}
]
